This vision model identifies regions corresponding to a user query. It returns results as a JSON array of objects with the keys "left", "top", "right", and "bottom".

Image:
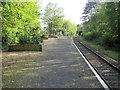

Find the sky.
[{"left": 40, "top": 0, "right": 88, "bottom": 25}]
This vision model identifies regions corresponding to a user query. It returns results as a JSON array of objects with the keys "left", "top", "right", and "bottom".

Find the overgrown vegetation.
[
  {"left": 2, "top": 2, "right": 43, "bottom": 46},
  {"left": 1, "top": 1, "right": 119, "bottom": 59},
  {"left": 79, "top": 2, "right": 119, "bottom": 54},
  {"left": 1, "top": 2, "right": 77, "bottom": 49}
]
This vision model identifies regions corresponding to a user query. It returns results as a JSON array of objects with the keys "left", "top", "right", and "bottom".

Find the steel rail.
[
  {"left": 75, "top": 37, "right": 120, "bottom": 73},
  {"left": 72, "top": 37, "right": 112, "bottom": 90}
]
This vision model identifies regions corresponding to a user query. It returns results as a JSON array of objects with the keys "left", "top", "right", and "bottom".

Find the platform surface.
[{"left": 2, "top": 37, "right": 103, "bottom": 88}]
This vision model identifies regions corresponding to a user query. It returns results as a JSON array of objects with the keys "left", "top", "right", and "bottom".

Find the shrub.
[
  {"left": 19, "top": 34, "right": 31, "bottom": 45},
  {"left": 32, "top": 35, "right": 43, "bottom": 44},
  {"left": 19, "top": 34, "right": 43, "bottom": 45},
  {"left": 83, "top": 31, "right": 101, "bottom": 41},
  {"left": 100, "top": 33, "right": 119, "bottom": 50}
]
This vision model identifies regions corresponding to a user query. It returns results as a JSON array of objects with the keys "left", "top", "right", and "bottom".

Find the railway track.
[{"left": 73, "top": 37, "right": 120, "bottom": 90}]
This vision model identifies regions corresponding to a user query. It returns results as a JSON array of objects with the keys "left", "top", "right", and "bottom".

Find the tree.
[
  {"left": 2, "top": 2, "right": 42, "bottom": 45},
  {"left": 42, "top": 2, "right": 64, "bottom": 35},
  {"left": 62, "top": 20, "right": 77, "bottom": 36},
  {"left": 82, "top": 2, "right": 98, "bottom": 22},
  {"left": 81, "top": 2, "right": 119, "bottom": 50}
]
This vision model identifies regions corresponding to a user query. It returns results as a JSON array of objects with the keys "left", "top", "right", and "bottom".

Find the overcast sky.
[{"left": 40, "top": 0, "right": 88, "bottom": 25}]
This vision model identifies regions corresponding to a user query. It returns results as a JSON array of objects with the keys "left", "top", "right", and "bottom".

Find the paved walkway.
[{"left": 3, "top": 37, "right": 103, "bottom": 88}]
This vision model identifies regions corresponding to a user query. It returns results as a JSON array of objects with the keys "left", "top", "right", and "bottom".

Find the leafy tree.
[
  {"left": 2, "top": 2, "right": 42, "bottom": 45},
  {"left": 82, "top": 2, "right": 98, "bottom": 21},
  {"left": 62, "top": 20, "right": 77, "bottom": 36},
  {"left": 42, "top": 2, "right": 64, "bottom": 35},
  {"left": 81, "top": 2, "right": 119, "bottom": 50}
]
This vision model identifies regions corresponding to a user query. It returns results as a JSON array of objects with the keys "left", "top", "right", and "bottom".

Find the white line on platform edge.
[{"left": 71, "top": 37, "right": 110, "bottom": 90}]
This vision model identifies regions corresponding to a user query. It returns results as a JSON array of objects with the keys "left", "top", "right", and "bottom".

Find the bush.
[
  {"left": 19, "top": 35, "right": 31, "bottom": 45},
  {"left": 19, "top": 34, "right": 43, "bottom": 45},
  {"left": 83, "top": 31, "right": 101, "bottom": 41},
  {"left": 32, "top": 35, "right": 43, "bottom": 44},
  {"left": 100, "top": 33, "right": 119, "bottom": 50}
]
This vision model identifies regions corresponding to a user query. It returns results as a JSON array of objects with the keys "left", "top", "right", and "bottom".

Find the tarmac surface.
[{"left": 2, "top": 37, "right": 103, "bottom": 88}]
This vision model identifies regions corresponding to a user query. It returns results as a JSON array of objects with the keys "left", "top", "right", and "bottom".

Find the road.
[{"left": 2, "top": 37, "right": 103, "bottom": 88}]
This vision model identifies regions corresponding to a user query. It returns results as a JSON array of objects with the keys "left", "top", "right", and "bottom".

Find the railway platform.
[{"left": 3, "top": 37, "right": 104, "bottom": 88}]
